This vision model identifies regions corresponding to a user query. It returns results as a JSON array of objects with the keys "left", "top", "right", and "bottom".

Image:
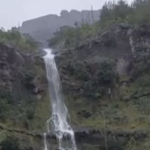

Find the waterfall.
[{"left": 43, "top": 49, "right": 77, "bottom": 150}]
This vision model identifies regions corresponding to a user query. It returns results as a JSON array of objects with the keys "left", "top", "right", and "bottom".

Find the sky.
[{"left": 0, "top": 0, "right": 132, "bottom": 30}]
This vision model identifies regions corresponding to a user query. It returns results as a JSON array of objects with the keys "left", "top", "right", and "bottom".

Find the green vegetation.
[
  {"left": 96, "top": 58, "right": 117, "bottom": 85},
  {"left": 1, "top": 135, "right": 21, "bottom": 150},
  {"left": 48, "top": 23, "right": 98, "bottom": 48},
  {"left": 100, "top": 0, "right": 150, "bottom": 25},
  {"left": 1, "top": 1, "right": 150, "bottom": 150},
  {"left": 0, "top": 27, "right": 39, "bottom": 51},
  {"left": 0, "top": 99, "right": 10, "bottom": 121},
  {"left": 49, "top": 0, "right": 150, "bottom": 48}
]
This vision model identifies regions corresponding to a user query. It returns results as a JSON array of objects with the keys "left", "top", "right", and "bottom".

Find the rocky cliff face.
[
  {"left": 56, "top": 24, "right": 133, "bottom": 97},
  {"left": 0, "top": 42, "right": 50, "bottom": 150},
  {"left": 56, "top": 24, "right": 150, "bottom": 95},
  {"left": 0, "top": 42, "right": 48, "bottom": 130},
  {"left": 0, "top": 42, "right": 45, "bottom": 101},
  {"left": 20, "top": 10, "right": 100, "bottom": 46},
  {"left": 1, "top": 24, "right": 150, "bottom": 150},
  {"left": 54, "top": 24, "right": 150, "bottom": 150}
]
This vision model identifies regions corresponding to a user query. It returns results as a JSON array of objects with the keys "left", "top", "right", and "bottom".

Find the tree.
[
  {"left": 96, "top": 59, "right": 116, "bottom": 85},
  {"left": 100, "top": 2, "right": 113, "bottom": 22},
  {"left": 100, "top": 0, "right": 132, "bottom": 23},
  {"left": 130, "top": 0, "right": 150, "bottom": 23},
  {"left": 113, "top": 0, "right": 132, "bottom": 20},
  {"left": 1, "top": 136, "right": 21, "bottom": 150}
]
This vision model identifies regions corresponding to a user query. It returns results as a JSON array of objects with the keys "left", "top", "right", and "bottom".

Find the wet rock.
[{"left": 0, "top": 42, "right": 44, "bottom": 103}]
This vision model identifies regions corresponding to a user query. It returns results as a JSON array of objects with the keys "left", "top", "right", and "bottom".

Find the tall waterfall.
[{"left": 43, "top": 49, "right": 77, "bottom": 150}]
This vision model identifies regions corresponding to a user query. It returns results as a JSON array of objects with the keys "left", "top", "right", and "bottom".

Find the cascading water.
[{"left": 43, "top": 49, "right": 77, "bottom": 150}]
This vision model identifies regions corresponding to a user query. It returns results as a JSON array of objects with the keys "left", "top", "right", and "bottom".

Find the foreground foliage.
[{"left": 0, "top": 27, "right": 39, "bottom": 51}]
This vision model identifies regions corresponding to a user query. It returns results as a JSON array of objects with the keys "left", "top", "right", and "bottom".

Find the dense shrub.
[
  {"left": 0, "top": 99, "right": 10, "bottom": 120},
  {"left": 0, "top": 27, "right": 39, "bottom": 51},
  {"left": 1, "top": 136, "right": 21, "bottom": 150},
  {"left": 96, "top": 59, "right": 116, "bottom": 85}
]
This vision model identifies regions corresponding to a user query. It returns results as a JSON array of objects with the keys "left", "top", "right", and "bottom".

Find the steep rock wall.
[{"left": 20, "top": 10, "right": 100, "bottom": 46}]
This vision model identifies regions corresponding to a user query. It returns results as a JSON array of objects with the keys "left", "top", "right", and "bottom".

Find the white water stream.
[{"left": 43, "top": 49, "right": 77, "bottom": 150}]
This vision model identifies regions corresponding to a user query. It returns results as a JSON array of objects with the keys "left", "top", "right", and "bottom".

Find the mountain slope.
[{"left": 20, "top": 10, "right": 100, "bottom": 46}]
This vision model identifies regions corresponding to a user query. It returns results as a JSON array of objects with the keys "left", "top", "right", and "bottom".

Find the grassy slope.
[
  {"left": 1, "top": 67, "right": 150, "bottom": 149},
  {"left": 65, "top": 73, "right": 150, "bottom": 149}
]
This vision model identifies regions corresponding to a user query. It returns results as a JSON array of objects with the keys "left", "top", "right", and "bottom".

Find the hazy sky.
[{"left": 0, "top": 0, "right": 132, "bottom": 30}]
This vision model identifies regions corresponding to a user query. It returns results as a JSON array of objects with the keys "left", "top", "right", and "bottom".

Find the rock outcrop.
[
  {"left": 55, "top": 24, "right": 150, "bottom": 98},
  {"left": 0, "top": 42, "right": 45, "bottom": 101},
  {"left": 0, "top": 124, "right": 147, "bottom": 150},
  {"left": 20, "top": 10, "right": 100, "bottom": 46},
  {"left": 55, "top": 24, "right": 132, "bottom": 98}
]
